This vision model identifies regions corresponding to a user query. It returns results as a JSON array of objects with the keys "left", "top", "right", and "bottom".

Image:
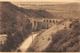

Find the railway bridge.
[{"left": 28, "top": 18, "right": 63, "bottom": 31}]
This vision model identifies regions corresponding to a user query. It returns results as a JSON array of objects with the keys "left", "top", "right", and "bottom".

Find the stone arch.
[
  {"left": 53, "top": 20, "right": 55, "bottom": 24},
  {"left": 53, "top": 20, "right": 55, "bottom": 23},
  {"left": 47, "top": 20, "right": 48, "bottom": 23},
  {"left": 49, "top": 20, "right": 52, "bottom": 23}
]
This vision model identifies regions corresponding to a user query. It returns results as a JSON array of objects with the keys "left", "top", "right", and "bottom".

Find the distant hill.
[{"left": 15, "top": 2, "right": 80, "bottom": 19}]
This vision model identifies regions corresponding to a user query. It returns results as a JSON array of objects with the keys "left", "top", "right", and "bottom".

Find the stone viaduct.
[{"left": 28, "top": 18, "right": 64, "bottom": 31}]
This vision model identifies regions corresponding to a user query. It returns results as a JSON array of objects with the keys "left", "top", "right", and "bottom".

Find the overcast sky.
[{"left": 0, "top": 0, "right": 80, "bottom": 2}]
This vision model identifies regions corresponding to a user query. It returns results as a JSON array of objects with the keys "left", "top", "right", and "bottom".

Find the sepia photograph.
[{"left": 0, "top": 0, "right": 80, "bottom": 52}]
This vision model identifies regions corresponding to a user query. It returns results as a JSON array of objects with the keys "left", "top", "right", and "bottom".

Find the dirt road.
[{"left": 17, "top": 33, "right": 39, "bottom": 52}]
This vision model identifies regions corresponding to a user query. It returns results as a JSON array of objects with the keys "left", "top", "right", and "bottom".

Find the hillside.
[
  {"left": 0, "top": 2, "right": 32, "bottom": 51},
  {"left": 45, "top": 20, "right": 80, "bottom": 52},
  {"left": 28, "top": 20, "right": 80, "bottom": 52}
]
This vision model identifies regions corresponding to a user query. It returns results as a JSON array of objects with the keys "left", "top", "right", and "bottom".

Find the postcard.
[{"left": 0, "top": 0, "right": 80, "bottom": 52}]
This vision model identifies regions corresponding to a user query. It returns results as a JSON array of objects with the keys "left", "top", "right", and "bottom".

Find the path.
[{"left": 17, "top": 33, "right": 39, "bottom": 52}]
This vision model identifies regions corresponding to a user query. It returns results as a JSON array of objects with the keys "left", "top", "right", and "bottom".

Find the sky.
[{"left": 0, "top": 0, "right": 80, "bottom": 3}]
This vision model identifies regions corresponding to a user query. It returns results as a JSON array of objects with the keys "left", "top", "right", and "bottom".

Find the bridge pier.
[{"left": 31, "top": 20, "right": 38, "bottom": 31}]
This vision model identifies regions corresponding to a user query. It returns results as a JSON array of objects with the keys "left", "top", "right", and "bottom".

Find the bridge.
[{"left": 27, "top": 18, "right": 67, "bottom": 31}]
